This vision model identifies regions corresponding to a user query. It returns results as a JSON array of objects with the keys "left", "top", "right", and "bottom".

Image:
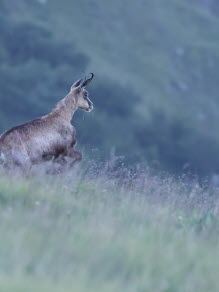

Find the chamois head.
[{"left": 70, "top": 73, "right": 94, "bottom": 112}]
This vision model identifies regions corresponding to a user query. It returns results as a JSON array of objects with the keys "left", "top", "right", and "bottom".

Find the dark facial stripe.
[{"left": 84, "top": 95, "right": 92, "bottom": 107}]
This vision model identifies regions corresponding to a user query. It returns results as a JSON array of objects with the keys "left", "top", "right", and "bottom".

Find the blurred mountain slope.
[{"left": 1, "top": 0, "right": 219, "bottom": 175}]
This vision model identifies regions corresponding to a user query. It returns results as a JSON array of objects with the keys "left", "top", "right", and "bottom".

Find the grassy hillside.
[
  {"left": 1, "top": 2, "right": 219, "bottom": 290},
  {"left": 0, "top": 163, "right": 219, "bottom": 291}
]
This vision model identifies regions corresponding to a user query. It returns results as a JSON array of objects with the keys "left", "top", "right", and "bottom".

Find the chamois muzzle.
[{"left": 87, "top": 102, "right": 94, "bottom": 112}]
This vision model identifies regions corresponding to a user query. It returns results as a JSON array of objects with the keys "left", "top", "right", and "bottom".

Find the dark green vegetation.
[
  {"left": 1, "top": 0, "right": 219, "bottom": 176},
  {"left": 0, "top": 164, "right": 219, "bottom": 292}
]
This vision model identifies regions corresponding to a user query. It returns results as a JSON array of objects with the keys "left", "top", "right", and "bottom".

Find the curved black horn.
[{"left": 80, "top": 73, "right": 94, "bottom": 88}]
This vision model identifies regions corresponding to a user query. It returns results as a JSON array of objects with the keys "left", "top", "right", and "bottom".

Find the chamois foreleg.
[
  {"left": 51, "top": 148, "right": 82, "bottom": 173},
  {"left": 66, "top": 148, "right": 82, "bottom": 167}
]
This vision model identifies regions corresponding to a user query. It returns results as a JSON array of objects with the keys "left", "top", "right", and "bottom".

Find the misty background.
[{"left": 1, "top": 0, "right": 219, "bottom": 177}]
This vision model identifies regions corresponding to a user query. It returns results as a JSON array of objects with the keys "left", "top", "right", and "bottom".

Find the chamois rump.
[{"left": 0, "top": 73, "right": 94, "bottom": 171}]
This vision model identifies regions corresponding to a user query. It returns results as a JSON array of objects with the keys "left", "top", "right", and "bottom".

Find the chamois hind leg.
[{"left": 6, "top": 161, "right": 32, "bottom": 177}]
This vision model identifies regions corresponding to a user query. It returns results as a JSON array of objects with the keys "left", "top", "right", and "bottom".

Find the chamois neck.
[{"left": 51, "top": 92, "right": 77, "bottom": 122}]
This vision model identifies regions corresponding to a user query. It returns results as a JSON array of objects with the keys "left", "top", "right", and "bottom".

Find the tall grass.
[{"left": 0, "top": 161, "right": 219, "bottom": 291}]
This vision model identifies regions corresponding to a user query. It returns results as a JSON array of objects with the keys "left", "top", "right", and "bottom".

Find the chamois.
[{"left": 0, "top": 73, "right": 94, "bottom": 172}]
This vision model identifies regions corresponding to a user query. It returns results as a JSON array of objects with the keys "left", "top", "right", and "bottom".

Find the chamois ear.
[
  {"left": 80, "top": 73, "right": 94, "bottom": 88},
  {"left": 71, "top": 77, "right": 84, "bottom": 89}
]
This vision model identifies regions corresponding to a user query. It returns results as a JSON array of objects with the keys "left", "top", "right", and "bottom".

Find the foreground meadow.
[{"left": 0, "top": 162, "right": 219, "bottom": 291}]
